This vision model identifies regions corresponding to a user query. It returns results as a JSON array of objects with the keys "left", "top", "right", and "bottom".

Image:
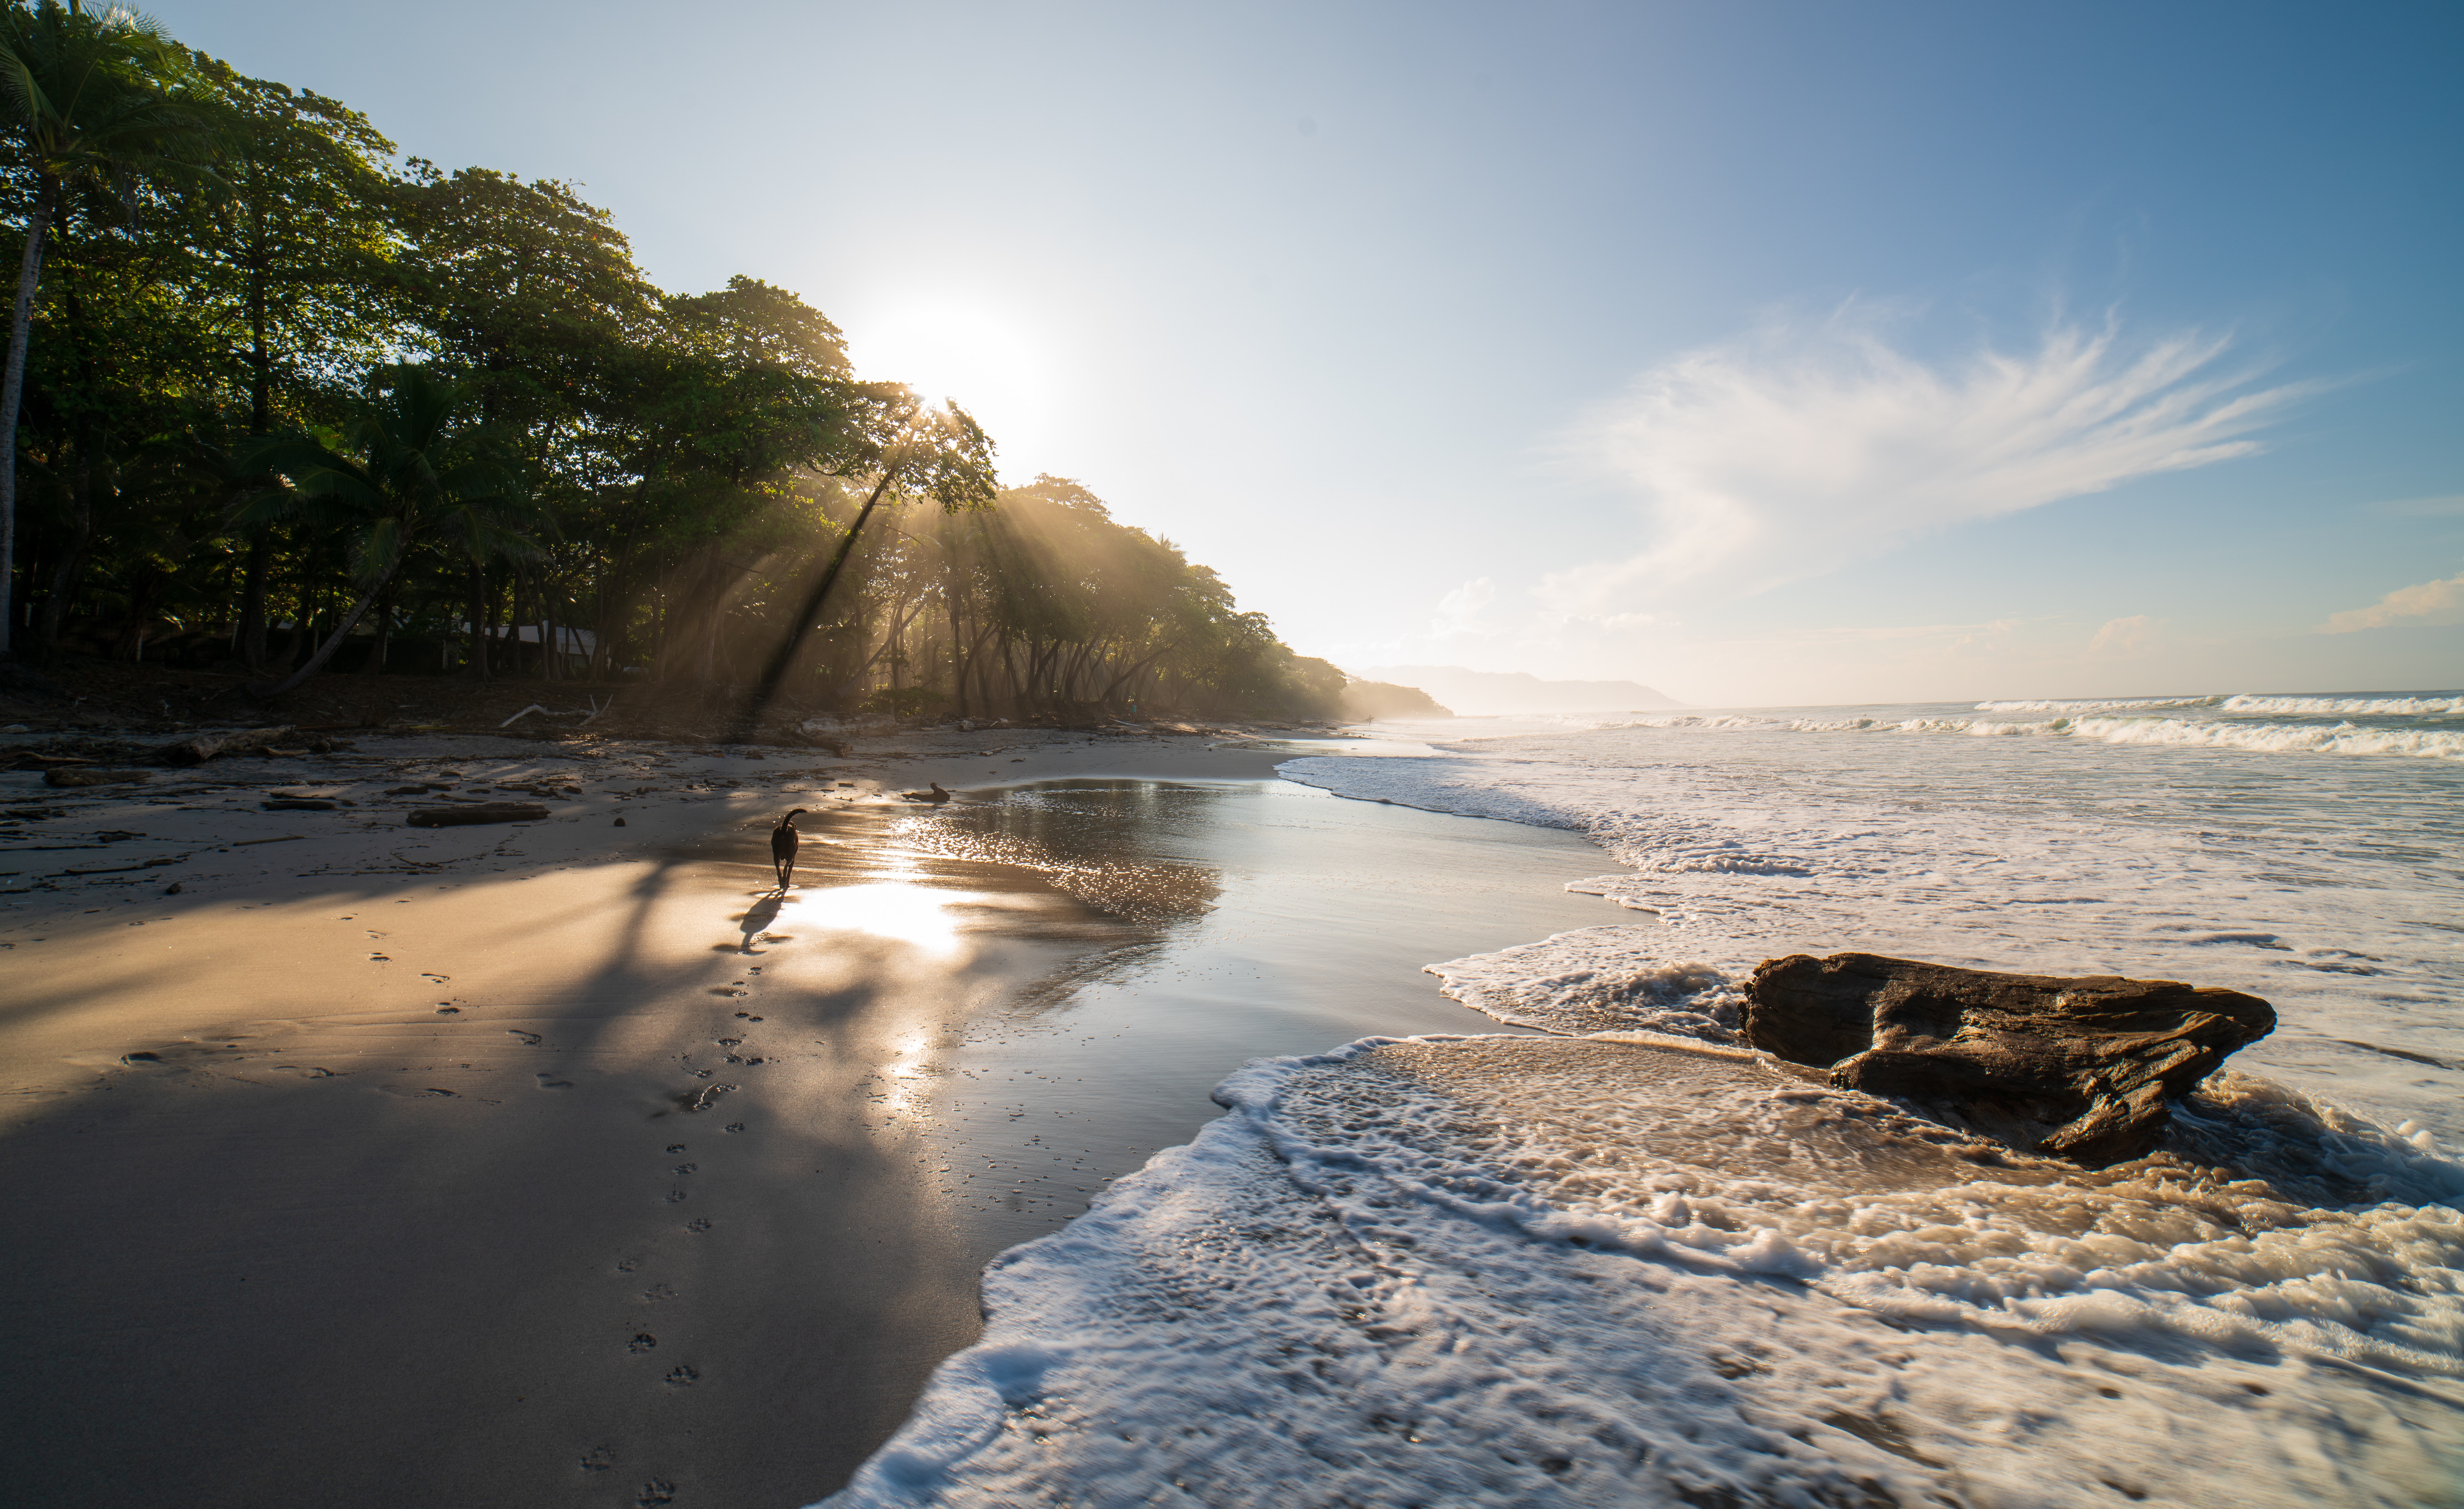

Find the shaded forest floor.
[{"left": 0, "top": 657, "right": 1340, "bottom": 747}]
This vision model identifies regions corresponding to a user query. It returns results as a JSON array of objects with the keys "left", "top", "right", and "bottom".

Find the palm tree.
[
  {"left": 235, "top": 363, "right": 531, "bottom": 698},
  {"left": 0, "top": 0, "right": 225, "bottom": 653}
]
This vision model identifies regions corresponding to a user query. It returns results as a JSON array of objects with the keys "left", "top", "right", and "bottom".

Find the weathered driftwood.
[
  {"left": 5, "top": 752, "right": 94, "bottom": 769},
  {"left": 45, "top": 768, "right": 154, "bottom": 787},
  {"left": 262, "top": 799, "right": 338, "bottom": 811},
  {"left": 1745, "top": 952, "right": 2275, "bottom": 1167},
  {"left": 405, "top": 802, "right": 549, "bottom": 828},
  {"left": 160, "top": 727, "right": 294, "bottom": 765}
]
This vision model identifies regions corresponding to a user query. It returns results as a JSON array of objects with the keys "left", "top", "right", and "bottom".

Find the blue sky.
[{"left": 165, "top": 0, "right": 2462, "bottom": 704}]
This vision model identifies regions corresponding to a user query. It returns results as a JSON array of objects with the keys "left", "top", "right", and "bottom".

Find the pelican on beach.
[
  {"left": 771, "top": 808, "right": 808, "bottom": 889},
  {"left": 900, "top": 782, "right": 952, "bottom": 805}
]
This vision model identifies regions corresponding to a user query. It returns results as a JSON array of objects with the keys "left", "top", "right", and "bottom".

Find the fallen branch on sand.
[
  {"left": 160, "top": 726, "right": 294, "bottom": 765},
  {"left": 405, "top": 803, "right": 549, "bottom": 828}
]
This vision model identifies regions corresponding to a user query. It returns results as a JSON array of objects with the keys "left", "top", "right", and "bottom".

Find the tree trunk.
[
  {"left": 358, "top": 581, "right": 395, "bottom": 674},
  {"left": 467, "top": 561, "right": 490, "bottom": 681},
  {"left": 0, "top": 175, "right": 61, "bottom": 656},
  {"left": 248, "top": 558, "right": 402, "bottom": 698},
  {"left": 238, "top": 531, "right": 272, "bottom": 670},
  {"left": 1099, "top": 647, "right": 1172, "bottom": 706},
  {"left": 37, "top": 448, "right": 94, "bottom": 651},
  {"left": 741, "top": 464, "right": 905, "bottom": 729}
]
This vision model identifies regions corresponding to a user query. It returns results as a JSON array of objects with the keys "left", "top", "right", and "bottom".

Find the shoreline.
[{"left": 0, "top": 721, "right": 1618, "bottom": 1507}]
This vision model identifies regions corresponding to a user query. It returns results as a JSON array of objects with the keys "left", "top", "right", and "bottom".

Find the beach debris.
[
  {"left": 405, "top": 802, "right": 549, "bottom": 828},
  {"left": 4, "top": 750, "right": 94, "bottom": 771},
  {"left": 614, "top": 816, "right": 627, "bottom": 826},
  {"left": 1744, "top": 952, "right": 2276, "bottom": 1167},
  {"left": 159, "top": 726, "right": 294, "bottom": 765},
  {"left": 899, "top": 781, "right": 952, "bottom": 805},
  {"left": 45, "top": 767, "right": 153, "bottom": 787},
  {"left": 262, "top": 798, "right": 338, "bottom": 811}
]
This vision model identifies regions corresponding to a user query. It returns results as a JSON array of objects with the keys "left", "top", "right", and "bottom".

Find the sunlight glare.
[
  {"left": 799, "top": 882, "right": 965, "bottom": 956},
  {"left": 846, "top": 300, "right": 1063, "bottom": 480}
]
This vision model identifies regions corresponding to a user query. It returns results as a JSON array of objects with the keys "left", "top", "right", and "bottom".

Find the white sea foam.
[
  {"left": 825, "top": 1036, "right": 2464, "bottom": 1508},
  {"left": 1976, "top": 694, "right": 2225, "bottom": 713},
  {"left": 1425, "top": 926, "right": 1742, "bottom": 1039},
  {"left": 2063, "top": 715, "right": 2464, "bottom": 760},
  {"left": 1275, "top": 725, "right": 2464, "bottom": 1140},
  {"left": 822, "top": 693, "right": 2464, "bottom": 1507},
  {"left": 2220, "top": 692, "right": 2464, "bottom": 717},
  {"left": 1592, "top": 706, "right": 2464, "bottom": 760}
]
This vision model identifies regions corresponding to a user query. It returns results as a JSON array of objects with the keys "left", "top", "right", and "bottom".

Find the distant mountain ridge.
[{"left": 1354, "top": 665, "right": 1683, "bottom": 715}]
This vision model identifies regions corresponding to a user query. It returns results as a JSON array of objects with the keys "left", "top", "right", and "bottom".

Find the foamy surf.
[
  {"left": 1579, "top": 692, "right": 2464, "bottom": 760},
  {"left": 1276, "top": 702, "right": 2464, "bottom": 1139},
  {"left": 822, "top": 1034, "right": 2464, "bottom": 1508},
  {"left": 819, "top": 688, "right": 2463, "bottom": 1507}
]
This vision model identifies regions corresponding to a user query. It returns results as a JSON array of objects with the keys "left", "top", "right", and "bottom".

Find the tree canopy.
[{"left": 0, "top": 3, "right": 1342, "bottom": 722}]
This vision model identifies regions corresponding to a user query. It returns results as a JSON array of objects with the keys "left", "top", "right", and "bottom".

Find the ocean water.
[{"left": 820, "top": 692, "right": 2464, "bottom": 1508}]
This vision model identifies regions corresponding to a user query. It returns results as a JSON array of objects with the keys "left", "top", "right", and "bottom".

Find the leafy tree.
[
  {"left": 744, "top": 397, "right": 998, "bottom": 723},
  {"left": 0, "top": 0, "right": 223, "bottom": 652},
  {"left": 184, "top": 61, "right": 404, "bottom": 667},
  {"left": 234, "top": 363, "right": 528, "bottom": 697}
]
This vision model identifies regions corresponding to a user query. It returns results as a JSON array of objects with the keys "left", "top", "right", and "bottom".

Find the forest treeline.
[{"left": 0, "top": 2, "right": 1348, "bottom": 722}]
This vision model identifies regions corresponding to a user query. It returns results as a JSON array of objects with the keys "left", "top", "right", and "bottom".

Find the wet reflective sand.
[
  {"left": 884, "top": 779, "right": 1626, "bottom": 1268},
  {"left": 0, "top": 774, "right": 1616, "bottom": 1508}
]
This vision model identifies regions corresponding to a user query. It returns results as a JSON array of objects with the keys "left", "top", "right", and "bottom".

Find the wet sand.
[{"left": 0, "top": 726, "right": 1619, "bottom": 1507}]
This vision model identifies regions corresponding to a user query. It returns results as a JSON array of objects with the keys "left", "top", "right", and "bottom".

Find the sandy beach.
[{"left": 0, "top": 720, "right": 1619, "bottom": 1507}]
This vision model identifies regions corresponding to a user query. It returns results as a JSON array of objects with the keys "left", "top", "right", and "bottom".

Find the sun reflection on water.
[{"left": 795, "top": 881, "right": 964, "bottom": 956}]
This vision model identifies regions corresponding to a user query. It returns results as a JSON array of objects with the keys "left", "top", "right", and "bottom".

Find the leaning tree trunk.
[
  {"left": 248, "top": 562, "right": 401, "bottom": 699},
  {"left": 0, "top": 175, "right": 61, "bottom": 656},
  {"left": 740, "top": 464, "right": 905, "bottom": 731}
]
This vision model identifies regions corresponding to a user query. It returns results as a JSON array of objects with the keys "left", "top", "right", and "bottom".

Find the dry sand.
[{"left": 0, "top": 718, "right": 1624, "bottom": 1507}]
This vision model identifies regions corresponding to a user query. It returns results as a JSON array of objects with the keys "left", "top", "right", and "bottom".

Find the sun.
[{"left": 844, "top": 300, "right": 1066, "bottom": 479}]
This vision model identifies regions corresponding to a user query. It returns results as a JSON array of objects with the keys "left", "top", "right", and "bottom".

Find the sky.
[{"left": 163, "top": 0, "right": 2463, "bottom": 707}]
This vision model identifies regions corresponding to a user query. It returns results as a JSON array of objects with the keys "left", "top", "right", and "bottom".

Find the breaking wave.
[
  {"left": 2220, "top": 692, "right": 2464, "bottom": 716},
  {"left": 1976, "top": 694, "right": 2226, "bottom": 713},
  {"left": 1584, "top": 692, "right": 2464, "bottom": 761},
  {"left": 2061, "top": 715, "right": 2464, "bottom": 759}
]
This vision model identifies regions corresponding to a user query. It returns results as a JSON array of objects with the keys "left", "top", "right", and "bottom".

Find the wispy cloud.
[
  {"left": 1543, "top": 307, "right": 2313, "bottom": 611},
  {"left": 1431, "top": 577, "right": 1498, "bottom": 637},
  {"left": 2089, "top": 614, "right": 2163, "bottom": 656},
  {"left": 2318, "top": 570, "right": 2464, "bottom": 632}
]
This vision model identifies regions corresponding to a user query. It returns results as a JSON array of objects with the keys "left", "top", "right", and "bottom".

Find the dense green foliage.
[{"left": 0, "top": 2, "right": 1341, "bottom": 721}]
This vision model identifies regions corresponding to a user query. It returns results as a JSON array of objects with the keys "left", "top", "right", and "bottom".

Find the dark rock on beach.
[
  {"left": 44, "top": 767, "right": 154, "bottom": 787},
  {"left": 1745, "top": 952, "right": 2276, "bottom": 1167}
]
